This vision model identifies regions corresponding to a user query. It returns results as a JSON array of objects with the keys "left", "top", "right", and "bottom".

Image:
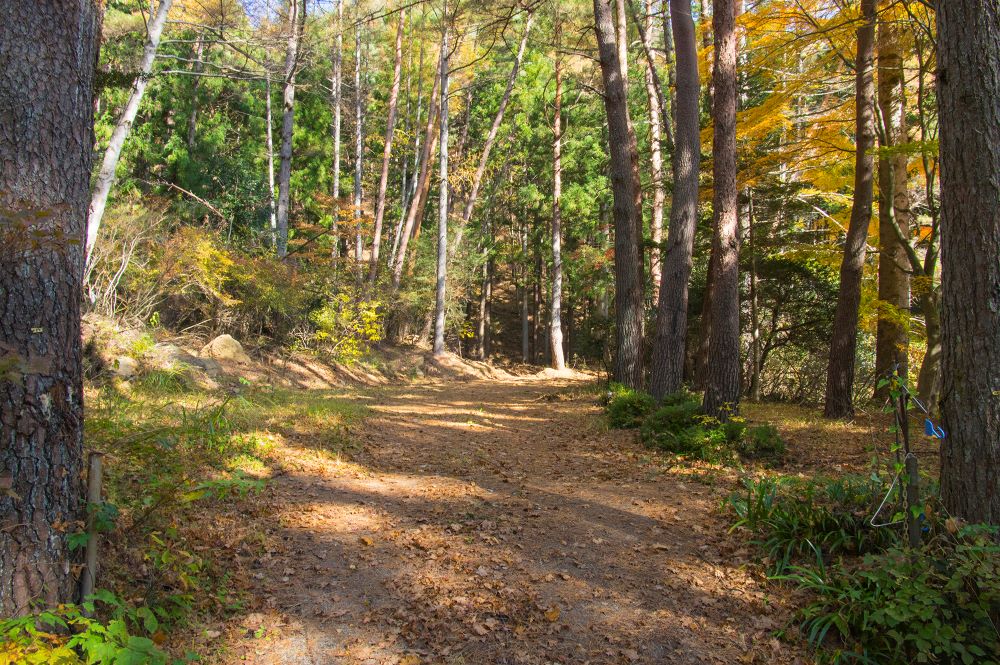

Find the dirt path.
[{"left": 226, "top": 377, "right": 799, "bottom": 665}]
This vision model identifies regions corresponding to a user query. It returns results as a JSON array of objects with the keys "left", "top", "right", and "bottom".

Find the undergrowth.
[
  {"left": 606, "top": 386, "right": 786, "bottom": 464},
  {"left": 727, "top": 475, "right": 1000, "bottom": 664},
  {"left": 0, "top": 379, "right": 366, "bottom": 663}
]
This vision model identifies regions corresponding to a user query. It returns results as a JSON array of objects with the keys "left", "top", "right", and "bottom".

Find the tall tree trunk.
[
  {"left": 615, "top": 0, "right": 629, "bottom": 89},
  {"left": 550, "top": 14, "right": 567, "bottom": 371},
  {"left": 594, "top": 0, "right": 645, "bottom": 389},
  {"left": 0, "top": 0, "right": 101, "bottom": 613},
  {"left": 331, "top": 0, "right": 344, "bottom": 258},
  {"left": 353, "top": 2, "right": 365, "bottom": 273},
  {"left": 276, "top": 0, "right": 306, "bottom": 259},
  {"left": 391, "top": 34, "right": 427, "bottom": 270},
  {"left": 368, "top": 9, "right": 405, "bottom": 283},
  {"left": 747, "top": 193, "right": 762, "bottom": 400},
  {"left": 650, "top": 0, "right": 700, "bottom": 399},
  {"left": 391, "top": 69, "right": 441, "bottom": 291},
  {"left": 86, "top": 0, "right": 173, "bottom": 264},
  {"left": 823, "top": 0, "right": 876, "bottom": 419},
  {"left": 702, "top": 0, "right": 740, "bottom": 419},
  {"left": 187, "top": 34, "right": 205, "bottom": 151},
  {"left": 874, "top": 5, "right": 911, "bottom": 399},
  {"left": 451, "top": 13, "right": 534, "bottom": 254},
  {"left": 937, "top": 0, "right": 1000, "bottom": 526},
  {"left": 432, "top": 10, "right": 450, "bottom": 356},
  {"left": 521, "top": 223, "right": 531, "bottom": 363},
  {"left": 639, "top": 0, "right": 666, "bottom": 303},
  {"left": 266, "top": 77, "right": 278, "bottom": 248}
]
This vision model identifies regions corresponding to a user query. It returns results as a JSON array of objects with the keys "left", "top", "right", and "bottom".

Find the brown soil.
[{"left": 217, "top": 376, "right": 804, "bottom": 665}]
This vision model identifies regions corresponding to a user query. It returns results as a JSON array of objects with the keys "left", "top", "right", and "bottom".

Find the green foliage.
[
  {"left": 0, "top": 590, "right": 194, "bottom": 664},
  {"left": 634, "top": 391, "right": 786, "bottom": 463},
  {"left": 309, "top": 293, "right": 383, "bottom": 362},
  {"left": 605, "top": 383, "right": 656, "bottom": 429},
  {"left": 780, "top": 528, "right": 1000, "bottom": 664},
  {"left": 727, "top": 475, "right": 899, "bottom": 574}
]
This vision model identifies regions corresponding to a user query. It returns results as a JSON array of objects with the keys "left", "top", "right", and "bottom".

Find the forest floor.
[{"left": 206, "top": 374, "right": 821, "bottom": 665}]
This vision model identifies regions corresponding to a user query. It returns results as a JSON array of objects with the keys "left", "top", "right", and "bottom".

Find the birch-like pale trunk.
[
  {"left": 640, "top": 0, "right": 666, "bottom": 301},
  {"left": 432, "top": 11, "right": 450, "bottom": 356},
  {"left": 353, "top": 1, "right": 365, "bottom": 272},
  {"left": 266, "top": 77, "right": 278, "bottom": 248},
  {"left": 615, "top": 0, "right": 629, "bottom": 89},
  {"left": 550, "top": 15, "right": 566, "bottom": 371},
  {"left": 369, "top": 9, "right": 406, "bottom": 282},
  {"left": 86, "top": 0, "right": 174, "bottom": 265},
  {"left": 331, "top": 0, "right": 344, "bottom": 258},
  {"left": 276, "top": 0, "right": 305, "bottom": 258},
  {"left": 450, "top": 13, "right": 534, "bottom": 254},
  {"left": 391, "top": 68, "right": 441, "bottom": 291}
]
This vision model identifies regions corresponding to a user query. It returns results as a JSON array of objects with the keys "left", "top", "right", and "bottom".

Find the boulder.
[
  {"left": 200, "top": 334, "right": 251, "bottom": 365},
  {"left": 112, "top": 355, "right": 139, "bottom": 379}
]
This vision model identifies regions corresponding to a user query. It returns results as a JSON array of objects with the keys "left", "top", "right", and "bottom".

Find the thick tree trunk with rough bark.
[
  {"left": 874, "top": 7, "right": 911, "bottom": 399},
  {"left": 0, "top": 0, "right": 101, "bottom": 614},
  {"left": 550, "top": 17, "right": 566, "bottom": 371},
  {"left": 823, "top": 0, "right": 876, "bottom": 419},
  {"left": 432, "top": 14, "right": 450, "bottom": 356},
  {"left": 650, "top": 0, "right": 700, "bottom": 400},
  {"left": 702, "top": 0, "right": 740, "bottom": 419},
  {"left": 86, "top": 0, "right": 173, "bottom": 264},
  {"left": 368, "top": 9, "right": 405, "bottom": 283},
  {"left": 937, "top": 0, "right": 1000, "bottom": 526},
  {"left": 276, "top": 0, "right": 306, "bottom": 258},
  {"left": 594, "top": 0, "right": 645, "bottom": 389}
]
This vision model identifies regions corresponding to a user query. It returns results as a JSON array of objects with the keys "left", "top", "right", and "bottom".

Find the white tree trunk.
[
  {"left": 276, "top": 0, "right": 305, "bottom": 258},
  {"left": 432, "top": 11, "right": 450, "bottom": 356},
  {"left": 353, "top": 0, "right": 364, "bottom": 272},
  {"left": 266, "top": 77, "right": 277, "bottom": 248},
  {"left": 86, "top": 0, "right": 174, "bottom": 265},
  {"left": 331, "top": 0, "right": 344, "bottom": 257},
  {"left": 550, "top": 16, "right": 566, "bottom": 371},
  {"left": 642, "top": 0, "right": 666, "bottom": 301}
]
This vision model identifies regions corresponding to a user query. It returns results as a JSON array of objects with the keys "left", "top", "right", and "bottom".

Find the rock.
[
  {"left": 112, "top": 355, "right": 138, "bottom": 379},
  {"left": 146, "top": 343, "right": 202, "bottom": 370},
  {"left": 200, "top": 334, "right": 251, "bottom": 365}
]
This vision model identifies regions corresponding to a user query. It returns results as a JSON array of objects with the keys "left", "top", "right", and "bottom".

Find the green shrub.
[
  {"left": 606, "top": 384, "right": 656, "bottom": 429},
  {"left": 781, "top": 527, "right": 1000, "bottom": 664},
  {"left": 738, "top": 424, "right": 787, "bottom": 460}
]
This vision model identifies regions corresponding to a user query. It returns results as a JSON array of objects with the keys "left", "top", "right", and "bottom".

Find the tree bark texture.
[
  {"left": 594, "top": 0, "right": 645, "bottom": 389},
  {"left": 641, "top": 0, "right": 666, "bottom": 302},
  {"left": 702, "top": 0, "right": 741, "bottom": 419},
  {"left": 937, "top": 0, "right": 1000, "bottom": 526},
  {"left": 0, "top": 0, "right": 102, "bottom": 614},
  {"left": 331, "top": 0, "right": 344, "bottom": 257},
  {"left": 650, "top": 0, "right": 700, "bottom": 400},
  {"left": 823, "top": 0, "right": 876, "bottom": 419}
]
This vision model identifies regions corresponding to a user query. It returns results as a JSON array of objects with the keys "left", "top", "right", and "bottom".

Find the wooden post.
[
  {"left": 80, "top": 452, "right": 104, "bottom": 603},
  {"left": 899, "top": 393, "right": 922, "bottom": 548}
]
